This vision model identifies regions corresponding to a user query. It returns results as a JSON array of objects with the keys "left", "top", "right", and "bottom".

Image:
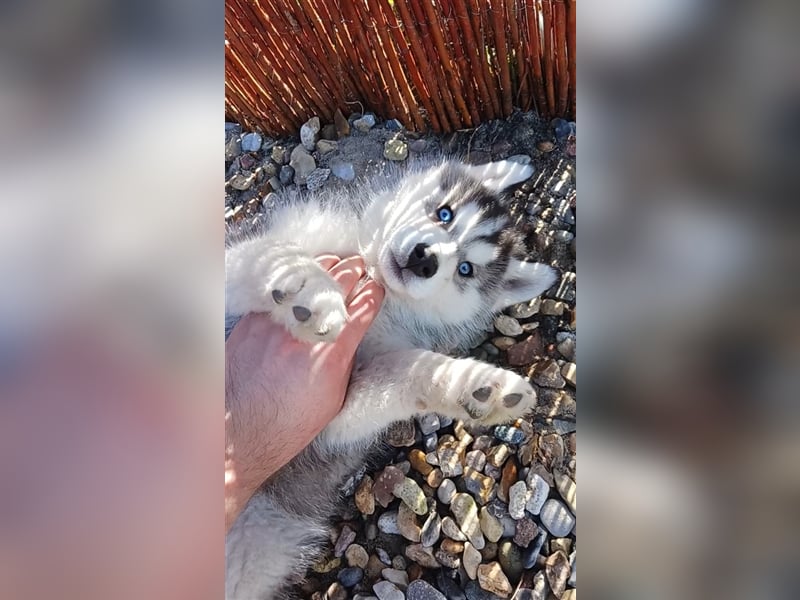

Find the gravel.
[{"left": 224, "top": 110, "right": 576, "bottom": 599}]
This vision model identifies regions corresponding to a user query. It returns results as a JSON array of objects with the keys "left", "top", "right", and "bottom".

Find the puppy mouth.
[{"left": 377, "top": 250, "right": 406, "bottom": 291}]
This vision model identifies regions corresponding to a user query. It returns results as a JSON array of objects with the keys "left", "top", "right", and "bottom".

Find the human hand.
[{"left": 224, "top": 256, "right": 384, "bottom": 529}]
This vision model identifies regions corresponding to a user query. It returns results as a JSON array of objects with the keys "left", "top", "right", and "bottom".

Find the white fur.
[{"left": 225, "top": 160, "right": 557, "bottom": 599}]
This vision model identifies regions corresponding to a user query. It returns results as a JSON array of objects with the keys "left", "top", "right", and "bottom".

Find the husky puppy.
[{"left": 225, "top": 159, "right": 557, "bottom": 599}]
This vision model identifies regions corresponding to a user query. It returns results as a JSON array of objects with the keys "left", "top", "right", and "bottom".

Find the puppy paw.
[{"left": 268, "top": 262, "right": 347, "bottom": 343}]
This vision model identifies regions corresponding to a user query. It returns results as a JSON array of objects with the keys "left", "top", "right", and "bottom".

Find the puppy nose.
[{"left": 406, "top": 243, "right": 438, "bottom": 278}]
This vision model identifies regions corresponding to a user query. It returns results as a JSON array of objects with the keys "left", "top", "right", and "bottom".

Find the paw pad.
[{"left": 292, "top": 306, "right": 312, "bottom": 322}]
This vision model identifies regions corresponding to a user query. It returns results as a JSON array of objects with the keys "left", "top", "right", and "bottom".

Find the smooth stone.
[
  {"left": 486, "top": 445, "right": 510, "bottom": 468},
  {"left": 405, "top": 543, "right": 440, "bottom": 569},
  {"left": 537, "top": 140, "right": 555, "bottom": 153},
  {"left": 420, "top": 511, "right": 442, "bottom": 547},
  {"left": 407, "top": 580, "right": 445, "bottom": 600},
  {"left": 554, "top": 471, "right": 576, "bottom": 513},
  {"left": 316, "top": 139, "right": 338, "bottom": 154},
  {"left": 338, "top": 566, "right": 364, "bottom": 587},
  {"left": 355, "top": 475, "right": 376, "bottom": 515},
  {"left": 366, "top": 522, "right": 378, "bottom": 541},
  {"left": 540, "top": 499, "right": 575, "bottom": 537},
  {"left": 436, "top": 571, "right": 467, "bottom": 600},
  {"left": 424, "top": 433, "right": 439, "bottom": 453},
  {"left": 476, "top": 562, "right": 513, "bottom": 598},
  {"left": 346, "top": 544, "right": 370, "bottom": 569},
  {"left": 438, "top": 447, "right": 463, "bottom": 478},
  {"left": 393, "top": 477, "right": 428, "bottom": 515},
  {"left": 426, "top": 468, "right": 444, "bottom": 488},
  {"left": 426, "top": 451, "right": 440, "bottom": 466},
  {"left": 229, "top": 172, "right": 255, "bottom": 191},
  {"left": 408, "top": 139, "right": 428, "bottom": 153},
  {"left": 508, "top": 481, "right": 529, "bottom": 519},
  {"left": 561, "top": 362, "right": 576, "bottom": 387},
  {"left": 525, "top": 473, "right": 550, "bottom": 515},
  {"left": 377, "top": 548, "right": 392, "bottom": 565},
  {"left": 465, "top": 450, "right": 486, "bottom": 471},
  {"left": 416, "top": 413, "right": 440, "bottom": 435},
  {"left": 385, "top": 119, "right": 404, "bottom": 131},
  {"left": 463, "top": 468, "right": 495, "bottom": 504},
  {"left": 312, "top": 554, "right": 341, "bottom": 573},
  {"left": 493, "top": 426, "right": 526, "bottom": 446},
  {"left": 507, "top": 298, "right": 540, "bottom": 319},
  {"left": 384, "top": 138, "right": 409, "bottom": 161},
  {"left": 451, "top": 493, "right": 485, "bottom": 549},
  {"left": 479, "top": 542, "right": 498, "bottom": 562},
  {"left": 279, "top": 164, "right": 295, "bottom": 185},
  {"left": 373, "top": 580, "right": 405, "bottom": 600},
  {"left": 540, "top": 299, "right": 566, "bottom": 316},
  {"left": 472, "top": 435, "right": 494, "bottom": 452},
  {"left": 327, "top": 582, "right": 348, "bottom": 600},
  {"left": 397, "top": 501, "right": 422, "bottom": 542},
  {"left": 382, "top": 568, "right": 410, "bottom": 589},
  {"left": 392, "top": 555, "right": 407, "bottom": 570},
  {"left": 334, "top": 524, "right": 356, "bottom": 557},
  {"left": 545, "top": 550, "right": 570, "bottom": 597},
  {"left": 435, "top": 547, "right": 461, "bottom": 569},
  {"left": 241, "top": 132, "right": 262, "bottom": 152},
  {"left": 494, "top": 314, "right": 523, "bottom": 336},
  {"left": 409, "top": 449, "right": 433, "bottom": 476},
  {"left": 500, "top": 514, "right": 517, "bottom": 538},
  {"left": 465, "top": 581, "right": 504, "bottom": 600},
  {"left": 462, "top": 542, "right": 482, "bottom": 580},
  {"left": 556, "top": 333, "right": 576, "bottom": 360},
  {"left": 378, "top": 511, "right": 401, "bottom": 535},
  {"left": 513, "top": 517, "right": 538, "bottom": 548},
  {"left": 507, "top": 334, "right": 545, "bottom": 367},
  {"left": 354, "top": 114, "right": 377, "bottom": 132},
  {"left": 491, "top": 336, "right": 516, "bottom": 351},
  {"left": 331, "top": 160, "right": 356, "bottom": 181},
  {"left": 300, "top": 116, "right": 320, "bottom": 150},
  {"left": 270, "top": 144, "right": 288, "bottom": 164},
  {"left": 306, "top": 168, "right": 331, "bottom": 191},
  {"left": 499, "top": 459, "right": 517, "bottom": 503},
  {"left": 569, "top": 550, "right": 576, "bottom": 587},
  {"left": 522, "top": 529, "right": 548, "bottom": 569},
  {"left": 374, "top": 466, "right": 406, "bottom": 507},
  {"left": 225, "top": 135, "right": 241, "bottom": 161},
  {"left": 289, "top": 145, "right": 316, "bottom": 184},
  {"left": 479, "top": 507, "right": 503, "bottom": 543},
  {"left": 441, "top": 538, "right": 464, "bottom": 554},
  {"left": 441, "top": 516, "right": 467, "bottom": 541},
  {"left": 507, "top": 154, "right": 532, "bottom": 165},
  {"left": 530, "top": 359, "right": 566, "bottom": 388},
  {"left": 497, "top": 541, "right": 524, "bottom": 583}
]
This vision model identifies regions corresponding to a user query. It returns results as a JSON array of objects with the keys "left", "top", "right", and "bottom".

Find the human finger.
[
  {"left": 327, "top": 256, "right": 366, "bottom": 301},
  {"left": 335, "top": 281, "right": 384, "bottom": 357},
  {"left": 315, "top": 254, "right": 341, "bottom": 271}
]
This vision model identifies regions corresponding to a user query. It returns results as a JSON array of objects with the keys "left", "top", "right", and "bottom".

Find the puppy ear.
[
  {"left": 492, "top": 259, "right": 557, "bottom": 312},
  {"left": 460, "top": 160, "right": 534, "bottom": 192}
]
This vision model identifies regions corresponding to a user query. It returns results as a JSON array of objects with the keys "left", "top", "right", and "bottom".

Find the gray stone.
[
  {"left": 279, "top": 165, "right": 295, "bottom": 185},
  {"left": 508, "top": 481, "right": 529, "bottom": 520},
  {"left": 561, "top": 362, "right": 576, "bottom": 387},
  {"left": 289, "top": 145, "right": 316, "bottom": 184},
  {"left": 268, "top": 176, "right": 282, "bottom": 191},
  {"left": 382, "top": 568, "right": 409, "bottom": 589},
  {"left": 479, "top": 507, "right": 503, "bottom": 543},
  {"left": 377, "top": 548, "right": 392, "bottom": 565},
  {"left": 465, "top": 450, "right": 486, "bottom": 472},
  {"left": 438, "top": 447, "right": 463, "bottom": 478},
  {"left": 306, "top": 168, "right": 331, "bottom": 191},
  {"left": 462, "top": 542, "right": 482, "bottom": 580},
  {"left": 451, "top": 493, "right": 485, "bottom": 549},
  {"left": 397, "top": 501, "right": 422, "bottom": 542},
  {"left": 554, "top": 471, "right": 576, "bottom": 513},
  {"left": 530, "top": 359, "right": 566, "bottom": 389},
  {"left": 338, "top": 567, "right": 364, "bottom": 587},
  {"left": 393, "top": 477, "right": 428, "bottom": 515},
  {"left": 241, "top": 132, "right": 262, "bottom": 152},
  {"left": 465, "top": 581, "right": 504, "bottom": 600},
  {"left": 569, "top": 550, "right": 576, "bottom": 587},
  {"left": 441, "top": 516, "right": 467, "bottom": 541},
  {"left": 507, "top": 154, "right": 532, "bottom": 165},
  {"left": 416, "top": 413, "right": 440, "bottom": 435},
  {"left": 408, "top": 139, "right": 428, "bottom": 153},
  {"left": 436, "top": 572, "right": 467, "bottom": 600},
  {"left": 435, "top": 547, "right": 461, "bottom": 569},
  {"left": 345, "top": 544, "right": 369, "bottom": 568},
  {"left": 420, "top": 511, "right": 441, "bottom": 547},
  {"left": 384, "top": 138, "right": 409, "bottom": 161},
  {"left": 385, "top": 118, "right": 404, "bottom": 131},
  {"left": 405, "top": 543, "right": 440, "bottom": 568},
  {"left": 334, "top": 524, "right": 357, "bottom": 557},
  {"left": 523, "top": 530, "right": 548, "bottom": 568},
  {"left": 354, "top": 114, "right": 377, "bottom": 132},
  {"left": 271, "top": 145, "right": 289, "bottom": 164},
  {"left": 525, "top": 473, "right": 550, "bottom": 515},
  {"left": 300, "top": 116, "right": 320, "bottom": 151},
  {"left": 229, "top": 171, "right": 255, "bottom": 191},
  {"left": 373, "top": 580, "right": 405, "bottom": 600},
  {"left": 494, "top": 314, "right": 523, "bottom": 336},
  {"left": 377, "top": 510, "right": 401, "bottom": 535},
  {"left": 539, "top": 499, "right": 575, "bottom": 537},
  {"left": 316, "top": 139, "right": 338, "bottom": 154},
  {"left": 225, "top": 136, "right": 242, "bottom": 161},
  {"left": 556, "top": 332, "right": 576, "bottom": 360},
  {"left": 497, "top": 541, "right": 524, "bottom": 583},
  {"left": 406, "top": 581, "right": 446, "bottom": 600}
]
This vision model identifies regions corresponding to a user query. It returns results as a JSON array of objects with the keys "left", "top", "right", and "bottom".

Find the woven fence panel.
[{"left": 225, "top": 0, "right": 575, "bottom": 136}]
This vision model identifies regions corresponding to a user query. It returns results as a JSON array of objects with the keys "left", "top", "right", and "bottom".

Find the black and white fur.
[{"left": 225, "top": 159, "right": 557, "bottom": 599}]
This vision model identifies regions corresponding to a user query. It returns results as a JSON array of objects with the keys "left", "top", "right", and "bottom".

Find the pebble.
[
  {"left": 540, "top": 299, "right": 566, "bottom": 316},
  {"left": 465, "top": 581, "right": 503, "bottom": 600},
  {"left": 377, "top": 548, "right": 392, "bottom": 565},
  {"left": 508, "top": 481, "right": 529, "bottom": 520},
  {"left": 497, "top": 541, "right": 524, "bottom": 583},
  {"left": 537, "top": 433, "right": 565, "bottom": 470},
  {"left": 537, "top": 140, "right": 555, "bottom": 153},
  {"left": 523, "top": 530, "right": 548, "bottom": 568},
  {"left": 378, "top": 511, "right": 401, "bottom": 535},
  {"left": 513, "top": 517, "right": 538, "bottom": 548},
  {"left": 441, "top": 516, "right": 467, "bottom": 541},
  {"left": 373, "top": 580, "right": 405, "bottom": 600},
  {"left": 507, "top": 154, "right": 532, "bottom": 165},
  {"left": 387, "top": 419, "right": 416, "bottom": 447},
  {"left": 354, "top": 114, "right": 377, "bottom": 132},
  {"left": 407, "top": 580, "right": 446, "bottom": 600},
  {"left": 327, "top": 581, "right": 348, "bottom": 600},
  {"left": 225, "top": 136, "right": 242, "bottom": 161},
  {"left": 438, "top": 448, "right": 463, "bottom": 478},
  {"left": 479, "top": 542, "right": 498, "bottom": 562},
  {"left": 240, "top": 153, "right": 258, "bottom": 170},
  {"left": 334, "top": 524, "right": 356, "bottom": 557},
  {"left": 270, "top": 144, "right": 289, "bottom": 164},
  {"left": 479, "top": 507, "right": 503, "bottom": 543},
  {"left": 545, "top": 551, "right": 570, "bottom": 597},
  {"left": 330, "top": 160, "right": 356, "bottom": 181},
  {"left": 529, "top": 359, "right": 566, "bottom": 388},
  {"left": 306, "top": 168, "right": 331, "bottom": 191},
  {"left": 279, "top": 164, "right": 295, "bottom": 185},
  {"left": 374, "top": 466, "right": 406, "bottom": 507},
  {"left": 561, "top": 362, "right": 576, "bottom": 387},
  {"left": 404, "top": 543, "right": 440, "bottom": 569},
  {"left": 381, "top": 568, "right": 409, "bottom": 589},
  {"left": 393, "top": 477, "right": 428, "bottom": 515},
  {"left": 462, "top": 542, "right": 482, "bottom": 580},
  {"left": 554, "top": 471, "right": 576, "bottom": 513},
  {"left": 289, "top": 145, "right": 316, "bottom": 184},
  {"left": 420, "top": 511, "right": 441, "bottom": 547},
  {"left": 472, "top": 436, "right": 494, "bottom": 452},
  {"left": 463, "top": 468, "right": 494, "bottom": 504},
  {"left": 300, "top": 116, "right": 320, "bottom": 151},
  {"left": 229, "top": 172, "right": 255, "bottom": 191},
  {"left": 338, "top": 566, "right": 364, "bottom": 587},
  {"left": 441, "top": 538, "right": 464, "bottom": 554},
  {"left": 385, "top": 118, "right": 404, "bottom": 131},
  {"left": 493, "top": 314, "right": 523, "bottom": 336},
  {"left": 392, "top": 555, "right": 407, "bottom": 570},
  {"left": 507, "top": 298, "right": 540, "bottom": 319},
  {"left": 569, "top": 550, "right": 576, "bottom": 587},
  {"left": 499, "top": 459, "right": 518, "bottom": 502},
  {"left": 366, "top": 522, "right": 378, "bottom": 541},
  {"left": 437, "top": 573, "right": 466, "bottom": 600},
  {"left": 435, "top": 547, "right": 461, "bottom": 569},
  {"left": 506, "top": 334, "right": 544, "bottom": 367},
  {"left": 465, "top": 450, "right": 486, "bottom": 471},
  {"left": 316, "top": 139, "right": 338, "bottom": 154},
  {"left": 355, "top": 475, "right": 376, "bottom": 515},
  {"left": 313, "top": 555, "right": 341, "bottom": 573},
  {"left": 539, "top": 499, "right": 575, "bottom": 537},
  {"left": 426, "top": 468, "right": 444, "bottom": 488},
  {"left": 491, "top": 336, "right": 516, "bottom": 351},
  {"left": 416, "top": 413, "right": 440, "bottom": 435},
  {"left": 500, "top": 514, "right": 517, "bottom": 538},
  {"left": 477, "top": 562, "right": 513, "bottom": 598},
  {"left": 486, "top": 444, "right": 510, "bottom": 467},
  {"left": 345, "top": 544, "right": 369, "bottom": 569},
  {"left": 408, "top": 139, "right": 428, "bottom": 153},
  {"left": 384, "top": 138, "right": 409, "bottom": 161},
  {"left": 241, "top": 132, "right": 262, "bottom": 152},
  {"left": 525, "top": 473, "right": 550, "bottom": 515},
  {"left": 451, "top": 493, "right": 485, "bottom": 549},
  {"left": 556, "top": 333, "right": 576, "bottom": 360},
  {"left": 268, "top": 176, "right": 282, "bottom": 192},
  {"left": 423, "top": 433, "right": 438, "bottom": 453},
  {"left": 397, "top": 501, "right": 422, "bottom": 542},
  {"left": 334, "top": 109, "right": 350, "bottom": 138},
  {"left": 409, "top": 449, "right": 433, "bottom": 476}
]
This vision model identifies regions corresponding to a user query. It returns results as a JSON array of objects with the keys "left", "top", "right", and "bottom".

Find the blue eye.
[
  {"left": 458, "top": 261, "right": 474, "bottom": 277},
  {"left": 437, "top": 206, "right": 454, "bottom": 223}
]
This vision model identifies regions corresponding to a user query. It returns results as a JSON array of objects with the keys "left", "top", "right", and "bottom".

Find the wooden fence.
[{"left": 225, "top": 0, "right": 575, "bottom": 136}]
